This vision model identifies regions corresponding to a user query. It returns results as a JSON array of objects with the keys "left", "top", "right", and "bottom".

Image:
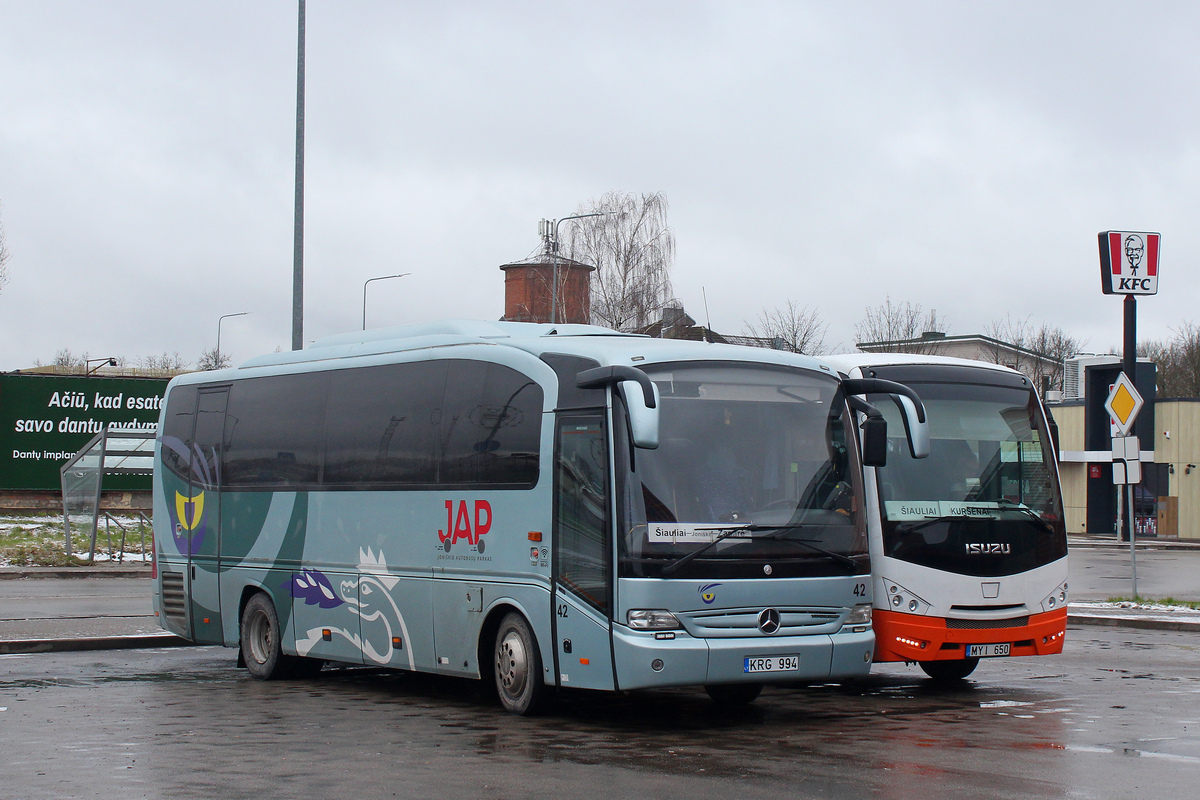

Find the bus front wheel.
[
  {"left": 919, "top": 657, "right": 979, "bottom": 682},
  {"left": 494, "top": 612, "right": 547, "bottom": 715}
]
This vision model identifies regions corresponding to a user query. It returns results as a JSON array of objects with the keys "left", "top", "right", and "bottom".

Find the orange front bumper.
[{"left": 873, "top": 606, "right": 1067, "bottom": 663}]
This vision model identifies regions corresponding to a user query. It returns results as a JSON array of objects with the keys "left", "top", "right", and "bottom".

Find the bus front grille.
[
  {"left": 160, "top": 571, "right": 186, "bottom": 625},
  {"left": 945, "top": 616, "right": 1029, "bottom": 629},
  {"left": 681, "top": 607, "right": 843, "bottom": 638}
]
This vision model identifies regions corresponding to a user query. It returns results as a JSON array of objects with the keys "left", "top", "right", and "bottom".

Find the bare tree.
[
  {"left": 744, "top": 301, "right": 828, "bottom": 355},
  {"left": 46, "top": 348, "right": 87, "bottom": 371},
  {"left": 985, "top": 314, "right": 1084, "bottom": 392},
  {"left": 1029, "top": 323, "right": 1084, "bottom": 392},
  {"left": 139, "top": 352, "right": 189, "bottom": 373},
  {"left": 562, "top": 191, "right": 675, "bottom": 332},
  {"left": 197, "top": 347, "right": 232, "bottom": 371},
  {"left": 854, "top": 297, "right": 947, "bottom": 353},
  {"left": 1141, "top": 322, "right": 1200, "bottom": 397}
]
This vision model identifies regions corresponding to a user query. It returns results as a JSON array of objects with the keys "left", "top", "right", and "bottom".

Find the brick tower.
[{"left": 500, "top": 252, "right": 595, "bottom": 324}]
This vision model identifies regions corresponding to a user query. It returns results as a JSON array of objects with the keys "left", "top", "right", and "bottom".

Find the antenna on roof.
[{"left": 702, "top": 287, "right": 713, "bottom": 344}]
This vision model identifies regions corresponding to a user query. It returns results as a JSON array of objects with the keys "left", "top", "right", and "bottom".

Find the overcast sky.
[{"left": 1, "top": 1, "right": 1197, "bottom": 370}]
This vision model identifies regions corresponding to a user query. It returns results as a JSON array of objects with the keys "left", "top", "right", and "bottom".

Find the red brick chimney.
[{"left": 500, "top": 253, "right": 594, "bottom": 324}]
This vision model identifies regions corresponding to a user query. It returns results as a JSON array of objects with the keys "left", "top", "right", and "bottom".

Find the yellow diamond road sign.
[{"left": 1104, "top": 372, "right": 1144, "bottom": 436}]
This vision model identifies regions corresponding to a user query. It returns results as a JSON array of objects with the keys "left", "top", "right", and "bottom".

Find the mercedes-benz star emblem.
[{"left": 757, "top": 607, "right": 781, "bottom": 635}]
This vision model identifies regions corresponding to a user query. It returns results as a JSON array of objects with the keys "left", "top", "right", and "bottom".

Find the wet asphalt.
[{"left": 2, "top": 624, "right": 1199, "bottom": 800}]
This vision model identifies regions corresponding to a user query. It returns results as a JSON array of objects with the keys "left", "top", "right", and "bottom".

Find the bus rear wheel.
[
  {"left": 919, "top": 657, "right": 979, "bottom": 682},
  {"left": 240, "top": 592, "right": 314, "bottom": 680},
  {"left": 494, "top": 612, "right": 546, "bottom": 716},
  {"left": 705, "top": 683, "right": 763, "bottom": 706}
]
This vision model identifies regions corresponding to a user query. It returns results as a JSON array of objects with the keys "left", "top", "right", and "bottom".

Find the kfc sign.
[{"left": 1099, "top": 230, "right": 1160, "bottom": 295}]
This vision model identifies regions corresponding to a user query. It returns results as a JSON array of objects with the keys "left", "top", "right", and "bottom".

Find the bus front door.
[
  {"left": 553, "top": 414, "right": 616, "bottom": 691},
  {"left": 184, "top": 387, "right": 228, "bottom": 644}
]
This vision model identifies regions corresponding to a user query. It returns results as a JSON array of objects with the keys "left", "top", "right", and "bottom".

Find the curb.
[
  {"left": 1067, "top": 613, "right": 1200, "bottom": 633},
  {"left": 0, "top": 566, "right": 152, "bottom": 580},
  {"left": 1067, "top": 538, "right": 1200, "bottom": 550},
  {"left": 0, "top": 633, "right": 196, "bottom": 655}
]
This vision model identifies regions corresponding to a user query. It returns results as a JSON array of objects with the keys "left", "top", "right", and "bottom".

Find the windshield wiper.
[
  {"left": 746, "top": 524, "right": 861, "bottom": 570},
  {"left": 893, "top": 515, "right": 959, "bottom": 535},
  {"left": 660, "top": 526, "right": 753, "bottom": 576},
  {"left": 661, "top": 523, "right": 860, "bottom": 575},
  {"left": 995, "top": 499, "right": 1058, "bottom": 535}
]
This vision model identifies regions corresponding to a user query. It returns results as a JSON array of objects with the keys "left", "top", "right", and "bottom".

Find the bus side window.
[
  {"left": 322, "top": 362, "right": 443, "bottom": 487},
  {"left": 160, "top": 385, "right": 198, "bottom": 482},
  {"left": 440, "top": 361, "right": 542, "bottom": 487},
  {"left": 223, "top": 373, "right": 327, "bottom": 488}
]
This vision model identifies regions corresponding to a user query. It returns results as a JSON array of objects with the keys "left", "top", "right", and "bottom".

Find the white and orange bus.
[{"left": 824, "top": 354, "right": 1068, "bottom": 681}]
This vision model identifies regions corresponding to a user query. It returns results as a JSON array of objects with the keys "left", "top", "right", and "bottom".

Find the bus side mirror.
[
  {"left": 861, "top": 416, "right": 888, "bottom": 467},
  {"left": 891, "top": 394, "right": 930, "bottom": 459},
  {"left": 842, "top": 377, "right": 930, "bottom": 460},
  {"left": 577, "top": 365, "right": 660, "bottom": 450},
  {"left": 620, "top": 380, "right": 660, "bottom": 449}
]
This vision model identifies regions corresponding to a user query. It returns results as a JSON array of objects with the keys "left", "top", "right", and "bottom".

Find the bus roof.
[
  {"left": 218, "top": 319, "right": 835, "bottom": 377},
  {"left": 823, "top": 353, "right": 1028, "bottom": 380}
]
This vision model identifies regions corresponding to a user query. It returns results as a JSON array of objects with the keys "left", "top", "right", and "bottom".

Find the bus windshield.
[
  {"left": 618, "top": 363, "right": 866, "bottom": 579},
  {"left": 872, "top": 380, "right": 1067, "bottom": 577}
]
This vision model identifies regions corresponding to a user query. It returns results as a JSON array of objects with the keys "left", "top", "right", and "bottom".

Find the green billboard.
[{"left": 0, "top": 373, "right": 169, "bottom": 491}]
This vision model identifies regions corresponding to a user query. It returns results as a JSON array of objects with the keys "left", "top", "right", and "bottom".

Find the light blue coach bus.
[{"left": 152, "top": 320, "right": 927, "bottom": 714}]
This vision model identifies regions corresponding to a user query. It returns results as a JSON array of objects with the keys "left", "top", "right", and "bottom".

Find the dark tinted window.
[
  {"left": 439, "top": 361, "right": 542, "bottom": 487},
  {"left": 191, "top": 389, "right": 229, "bottom": 490},
  {"left": 555, "top": 415, "right": 611, "bottom": 613},
  {"left": 323, "top": 362, "right": 444, "bottom": 486},
  {"left": 224, "top": 373, "right": 328, "bottom": 488},
  {"left": 160, "top": 384, "right": 198, "bottom": 482},
  {"left": 539, "top": 353, "right": 603, "bottom": 409}
]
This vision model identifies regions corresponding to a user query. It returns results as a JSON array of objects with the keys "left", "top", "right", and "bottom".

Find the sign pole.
[
  {"left": 1128, "top": 483, "right": 1138, "bottom": 598},
  {"left": 1124, "top": 293, "right": 1137, "bottom": 590},
  {"left": 1123, "top": 294, "right": 1137, "bottom": 378}
]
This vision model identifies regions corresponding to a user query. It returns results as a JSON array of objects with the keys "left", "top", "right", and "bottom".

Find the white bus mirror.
[
  {"left": 842, "top": 377, "right": 929, "bottom": 460},
  {"left": 577, "top": 365, "right": 660, "bottom": 450},
  {"left": 620, "top": 379, "right": 660, "bottom": 449},
  {"left": 891, "top": 394, "right": 930, "bottom": 459}
]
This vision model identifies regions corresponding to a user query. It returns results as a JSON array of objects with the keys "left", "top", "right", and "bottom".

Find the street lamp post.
[
  {"left": 548, "top": 213, "right": 606, "bottom": 324},
  {"left": 217, "top": 312, "right": 249, "bottom": 369},
  {"left": 291, "top": 0, "right": 306, "bottom": 352},
  {"left": 363, "top": 273, "right": 411, "bottom": 330},
  {"left": 85, "top": 358, "right": 117, "bottom": 376}
]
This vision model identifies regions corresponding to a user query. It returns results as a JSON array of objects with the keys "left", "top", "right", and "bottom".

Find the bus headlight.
[
  {"left": 627, "top": 609, "right": 682, "bottom": 630},
  {"left": 883, "top": 578, "right": 930, "bottom": 616},
  {"left": 841, "top": 603, "right": 872, "bottom": 633},
  {"left": 1040, "top": 581, "right": 1069, "bottom": 613},
  {"left": 844, "top": 604, "right": 872, "bottom": 626}
]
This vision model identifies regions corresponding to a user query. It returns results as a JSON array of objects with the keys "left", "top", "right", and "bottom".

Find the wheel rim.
[
  {"left": 496, "top": 628, "right": 529, "bottom": 699},
  {"left": 247, "top": 608, "right": 272, "bottom": 665}
]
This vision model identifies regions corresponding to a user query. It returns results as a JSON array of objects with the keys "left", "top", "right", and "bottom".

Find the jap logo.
[
  {"left": 698, "top": 583, "right": 721, "bottom": 605},
  {"left": 438, "top": 500, "right": 492, "bottom": 553},
  {"left": 965, "top": 542, "right": 1011, "bottom": 555}
]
